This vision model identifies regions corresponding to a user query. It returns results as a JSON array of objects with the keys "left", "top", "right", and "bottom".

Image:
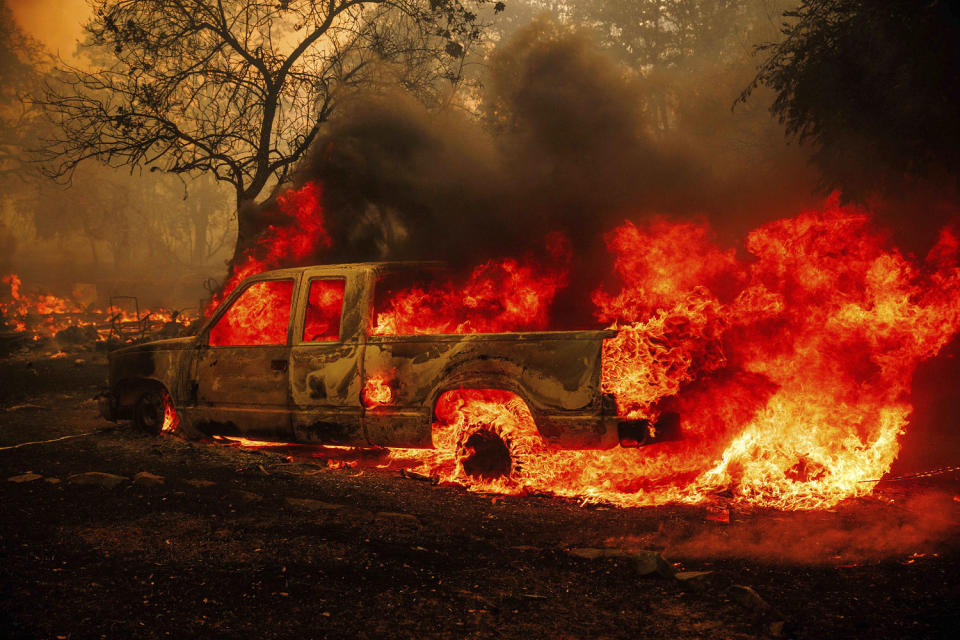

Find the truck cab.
[{"left": 101, "top": 262, "right": 671, "bottom": 451}]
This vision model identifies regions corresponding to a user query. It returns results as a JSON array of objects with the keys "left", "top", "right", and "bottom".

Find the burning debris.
[{"left": 0, "top": 273, "right": 197, "bottom": 350}]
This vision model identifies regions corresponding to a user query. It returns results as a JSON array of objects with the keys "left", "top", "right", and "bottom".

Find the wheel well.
[
  {"left": 430, "top": 388, "right": 538, "bottom": 448},
  {"left": 115, "top": 378, "right": 168, "bottom": 420}
]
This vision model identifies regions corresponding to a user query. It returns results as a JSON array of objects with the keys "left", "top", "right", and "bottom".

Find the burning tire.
[{"left": 434, "top": 389, "right": 544, "bottom": 484}]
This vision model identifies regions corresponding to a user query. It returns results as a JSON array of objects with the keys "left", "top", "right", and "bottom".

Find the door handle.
[{"left": 271, "top": 359, "right": 288, "bottom": 372}]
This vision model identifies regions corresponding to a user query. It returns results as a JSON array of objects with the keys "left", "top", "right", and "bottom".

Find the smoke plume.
[{"left": 292, "top": 17, "right": 817, "bottom": 271}]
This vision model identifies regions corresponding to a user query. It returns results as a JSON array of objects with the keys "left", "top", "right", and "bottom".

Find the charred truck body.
[{"left": 99, "top": 262, "right": 678, "bottom": 452}]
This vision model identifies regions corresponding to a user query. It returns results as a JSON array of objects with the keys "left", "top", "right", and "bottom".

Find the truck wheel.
[
  {"left": 457, "top": 425, "right": 514, "bottom": 479},
  {"left": 436, "top": 389, "right": 542, "bottom": 484},
  {"left": 133, "top": 388, "right": 179, "bottom": 436},
  {"left": 134, "top": 390, "right": 164, "bottom": 435}
]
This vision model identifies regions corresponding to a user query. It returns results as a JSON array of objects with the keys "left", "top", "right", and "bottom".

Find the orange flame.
[
  {"left": 206, "top": 182, "right": 330, "bottom": 316},
  {"left": 362, "top": 374, "right": 394, "bottom": 408},
  {"left": 195, "top": 180, "right": 960, "bottom": 511},
  {"left": 161, "top": 388, "right": 180, "bottom": 433},
  {"left": 1, "top": 274, "right": 194, "bottom": 341},
  {"left": 397, "top": 200, "right": 960, "bottom": 510},
  {"left": 374, "top": 235, "right": 570, "bottom": 335}
]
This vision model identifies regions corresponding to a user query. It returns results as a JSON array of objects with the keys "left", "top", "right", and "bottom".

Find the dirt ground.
[{"left": 2, "top": 351, "right": 959, "bottom": 639}]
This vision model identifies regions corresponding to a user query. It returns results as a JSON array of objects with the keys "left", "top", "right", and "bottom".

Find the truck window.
[
  {"left": 373, "top": 269, "right": 442, "bottom": 335},
  {"left": 208, "top": 279, "right": 294, "bottom": 346},
  {"left": 303, "top": 278, "right": 345, "bottom": 342}
]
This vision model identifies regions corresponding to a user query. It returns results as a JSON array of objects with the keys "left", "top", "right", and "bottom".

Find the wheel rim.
[{"left": 458, "top": 428, "right": 513, "bottom": 479}]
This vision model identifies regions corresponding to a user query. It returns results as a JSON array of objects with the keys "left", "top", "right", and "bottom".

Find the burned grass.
[{"left": 1, "top": 356, "right": 959, "bottom": 639}]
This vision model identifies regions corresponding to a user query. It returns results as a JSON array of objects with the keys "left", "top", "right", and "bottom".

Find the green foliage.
[{"left": 741, "top": 0, "right": 960, "bottom": 200}]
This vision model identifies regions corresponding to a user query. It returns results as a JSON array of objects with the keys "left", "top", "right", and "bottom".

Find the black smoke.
[{"left": 291, "top": 17, "right": 818, "bottom": 271}]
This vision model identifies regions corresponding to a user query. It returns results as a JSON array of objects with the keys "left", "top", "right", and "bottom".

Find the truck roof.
[{"left": 248, "top": 261, "right": 447, "bottom": 279}]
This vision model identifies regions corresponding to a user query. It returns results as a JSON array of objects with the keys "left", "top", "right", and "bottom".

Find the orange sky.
[{"left": 8, "top": 0, "right": 91, "bottom": 59}]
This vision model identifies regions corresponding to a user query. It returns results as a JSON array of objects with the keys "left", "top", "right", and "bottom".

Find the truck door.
[
  {"left": 289, "top": 275, "right": 365, "bottom": 444},
  {"left": 191, "top": 277, "right": 296, "bottom": 439}
]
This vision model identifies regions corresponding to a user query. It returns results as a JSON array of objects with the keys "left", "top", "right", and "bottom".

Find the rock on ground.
[
  {"left": 8, "top": 472, "right": 43, "bottom": 483},
  {"left": 67, "top": 472, "right": 128, "bottom": 488},
  {"left": 133, "top": 472, "right": 165, "bottom": 487}
]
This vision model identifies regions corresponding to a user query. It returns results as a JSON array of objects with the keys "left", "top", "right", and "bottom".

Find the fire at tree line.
[{"left": 2, "top": 0, "right": 960, "bottom": 508}]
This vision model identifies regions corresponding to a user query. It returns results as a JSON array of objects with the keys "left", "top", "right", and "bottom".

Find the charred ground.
[{"left": 1, "top": 351, "right": 959, "bottom": 640}]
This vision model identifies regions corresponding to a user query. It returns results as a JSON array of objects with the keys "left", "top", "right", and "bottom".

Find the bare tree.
[{"left": 35, "top": 0, "right": 501, "bottom": 260}]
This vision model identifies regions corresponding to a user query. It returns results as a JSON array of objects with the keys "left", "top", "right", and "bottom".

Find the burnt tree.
[
  {"left": 0, "top": 2, "right": 49, "bottom": 182},
  {"left": 34, "top": 0, "right": 501, "bottom": 266}
]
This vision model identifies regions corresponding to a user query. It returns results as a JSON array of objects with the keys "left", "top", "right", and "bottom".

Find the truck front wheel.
[{"left": 133, "top": 387, "right": 178, "bottom": 436}]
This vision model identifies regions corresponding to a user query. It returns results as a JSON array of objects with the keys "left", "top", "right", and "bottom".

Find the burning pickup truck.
[{"left": 100, "top": 262, "right": 678, "bottom": 474}]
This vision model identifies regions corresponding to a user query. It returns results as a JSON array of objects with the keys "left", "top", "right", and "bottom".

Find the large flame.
[
  {"left": 392, "top": 199, "right": 960, "bottom": 509},
  {"left": 206, "top": 181, "right": 331, "bottom": 315},
  {"left": 133, "top": 179, "right": 960, "bottom": 511},
  {"left": 373, "top": 234, "right": 570, "bottom": 335}
]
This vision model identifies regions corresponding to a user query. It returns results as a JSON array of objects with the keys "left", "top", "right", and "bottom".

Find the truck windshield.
[{"left": 209, "top": 279, "right": 294, "bottom": 346}]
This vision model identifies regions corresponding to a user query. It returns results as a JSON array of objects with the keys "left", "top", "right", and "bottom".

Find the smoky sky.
[
  {"left": 292, "top": 16, "right": 818, "bottom": 271},
  {"left": 6, "top": 0, "right": 88, "bottom": 59}
]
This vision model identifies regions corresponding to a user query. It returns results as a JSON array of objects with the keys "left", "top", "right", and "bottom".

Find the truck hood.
[{"left": 111, "top": 336, "right": 196, "bottom": 356}]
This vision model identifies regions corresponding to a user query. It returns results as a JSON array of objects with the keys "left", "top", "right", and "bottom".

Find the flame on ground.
[
  {"left": 392, "top": 199, "right": 960, "bottom": 510},
  {"left": 1, "top": 273, "right": 194, "bottom": 341}
]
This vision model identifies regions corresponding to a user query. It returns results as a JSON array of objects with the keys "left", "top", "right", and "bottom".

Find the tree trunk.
[
  {"left": 88, "top": 237, "right": 99, "bottom": 269},
  {"left": 233, "top": 198, "right": 262, "bottom": 266},
  {"left": 190, "top": 203, "right": 209, "bottom": 268}
]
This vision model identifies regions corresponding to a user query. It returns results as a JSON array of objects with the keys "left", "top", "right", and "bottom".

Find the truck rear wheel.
[
  {"left": 435, "top": 389, "right": 543, "bottom": 483},
  {"left": 457, "top": 423, "right": 515, "bottom": 480}
]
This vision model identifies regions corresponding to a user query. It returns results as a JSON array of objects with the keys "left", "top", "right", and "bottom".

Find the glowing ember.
[
  {"left": 214, "top": 436, "right": 293, "bottom": 448},
  {"left": 362, "top": 374, "right": 394, "bottom": 408}
]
